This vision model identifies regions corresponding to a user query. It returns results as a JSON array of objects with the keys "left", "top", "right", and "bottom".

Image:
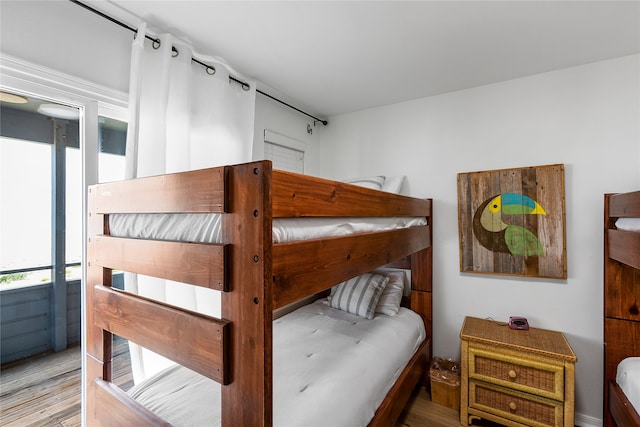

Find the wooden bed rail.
[
  {"left": 609, "top": 381, "right": 640, "bottom": 427},
  {"left": 93, "top": 236, "right": 228, "bottom": 291},
  {"left": 273, "top": 226, "right": 431, "bottom": 309},
  {"left": 273, "top": 169, "right": 431, "bottom": 217},
  {"left": 609, "top": 190, "right": 640, "bottom": 218},
  {"left": 93, "top": 285, "right": 229, "bottom": 384},
  {"left": 91, "top": 166, "right": 227, "bottom": 214},
  {"left": 92, "top": 378, "right": 171, "bottom": 426}
]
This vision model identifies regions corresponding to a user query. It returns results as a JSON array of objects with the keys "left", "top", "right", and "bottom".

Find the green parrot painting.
[{"left": 472, "top": 193, "right": 546, "bottom": 256}]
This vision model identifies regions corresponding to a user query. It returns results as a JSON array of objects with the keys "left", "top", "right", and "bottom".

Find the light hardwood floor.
[{"left": 1, "top": 341, "right": 463, "bottom": 427}]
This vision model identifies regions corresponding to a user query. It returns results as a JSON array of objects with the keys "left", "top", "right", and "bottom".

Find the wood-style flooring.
[{"left": 1, "top": 340, "right": 463, "bottom": 427}]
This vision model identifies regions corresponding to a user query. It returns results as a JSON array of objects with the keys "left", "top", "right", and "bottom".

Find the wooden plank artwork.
[{"left": 457, "top": 164, "right": 566, "bottom": 279}]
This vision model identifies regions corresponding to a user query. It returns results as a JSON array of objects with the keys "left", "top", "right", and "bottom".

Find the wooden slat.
[
  {"left": 610, "top": 191, "right": 640, "bottom": 218},
  {"left": 91, "top": 235, "right": 227, "bottom": 291},
  {"left": 272, "top": 169, "right": 431, "bottom": 217},
  {"left": 92, "top": 166, "right": 226, "bottom": 214},
  {"left": 609, "top": 230, "right": 640, "bottom": 270},
  {"left": 272, "top": 226, "right": 430, "bottom": 309},
  {"left": 93, "top": 285, "right": 229, "bottom": 384},
  {"left": 92, "top": 379, "right": 170, "bottom": 426}
]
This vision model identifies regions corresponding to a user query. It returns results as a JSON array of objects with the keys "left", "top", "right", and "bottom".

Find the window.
[
  {"left": 263, "top": 130, "right": 305, "bottom": 173},
  {"left": 98, "top": 116, "right": 127, "bottom": 183},
  {"left": 0, "top": 102, "right": 127, "bottom": 287},
  {"left": 0, "top": 98, "right": 80, "bottom": 286}
]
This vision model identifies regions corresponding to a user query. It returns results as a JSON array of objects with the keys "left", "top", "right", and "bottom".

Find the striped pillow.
[
  {"left": 374, "top": 271, "right": 405, "bottom": 316},
  {"left": 329, "top": 273, "right": 389, "bottom": 319}
]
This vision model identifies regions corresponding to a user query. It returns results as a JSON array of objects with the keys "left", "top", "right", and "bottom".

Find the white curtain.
[{"left": 124, "top": 25, "right": 256, "bottom": 383}]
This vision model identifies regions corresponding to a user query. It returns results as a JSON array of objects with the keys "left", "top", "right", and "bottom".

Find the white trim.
[
  {"left": 0, "top": 53, "right": 128, "bottom": 114},
  {"left": 264, "top": 129, "right": 306, "bottom": 153}
]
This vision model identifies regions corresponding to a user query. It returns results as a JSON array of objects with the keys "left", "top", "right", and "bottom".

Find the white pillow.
[
  {"left": 343, "top": 175, "right": 385, "bottom": 190},
  {"left": 381, "top": 175, "right": 405, "bottom": 194},
  {"left": 616, "top": 218, "right": 640, "bottom": 232},
  {"left": 329, "top": 273, "right": 389, "bottom": 319},
  {"left": 374, "top": 271, "right": 405, "bottom": 316}
]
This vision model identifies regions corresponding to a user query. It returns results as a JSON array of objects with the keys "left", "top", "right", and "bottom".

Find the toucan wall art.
[{"left": 457, "top": 164, "right": 566, "bottom": 279}]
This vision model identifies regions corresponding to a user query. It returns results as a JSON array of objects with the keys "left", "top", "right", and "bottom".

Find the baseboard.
[{"left": 575, "top": 412, "right": 602, "bottom": 427}]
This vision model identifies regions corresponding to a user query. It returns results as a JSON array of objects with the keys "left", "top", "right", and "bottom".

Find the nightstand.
[{"left": 459, "top": 316, "right": 577, "bottom": 427}]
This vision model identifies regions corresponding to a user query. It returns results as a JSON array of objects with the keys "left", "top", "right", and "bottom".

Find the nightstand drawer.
[
  {"left": 469, "top": 345, "right": 565, "bottom": 401},
  {"left": 470, "top": 381, "right": 564, "bottom": 427}
]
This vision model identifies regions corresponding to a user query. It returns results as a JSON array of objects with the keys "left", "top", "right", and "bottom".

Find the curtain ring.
[
  {"left": 242, "top": 83, "right": 250, "bottom": 91},
  {"left": 206, "top": 66, "right": 216, "bottom": 75},
  {"left": 152, "top": 38, "right": 161, "bottom": 49},
  {"left": 172, "top": 46, "right": 179, "bottom": 57}
]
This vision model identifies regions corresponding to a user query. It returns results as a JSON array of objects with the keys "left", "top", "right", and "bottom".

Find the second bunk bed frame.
[
  {"left": 604, "top": 191, "right": 640, "bottom": 427},
  {"left": 85, "top": 160, "right": 433, "bottom": 426}
]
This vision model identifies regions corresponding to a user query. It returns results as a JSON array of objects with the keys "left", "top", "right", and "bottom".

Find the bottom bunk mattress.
[
  {"left": 617, "top": 357, "right": 640, "bottom": 413},
  {"left": 127, "top": 300, "right": 427, "bottom": 427}
]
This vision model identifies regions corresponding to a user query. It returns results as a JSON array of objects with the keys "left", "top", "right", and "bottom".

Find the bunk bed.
[
  {"left": 85, "top": 160, "right": 433, "bottom": 426},
  {"left": 604, "top": 191, "right": 640, "bottom": 427}
]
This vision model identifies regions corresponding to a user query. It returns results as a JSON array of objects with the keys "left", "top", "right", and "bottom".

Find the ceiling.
[{"left": 96, "top": 1, "right": 639, "bottom": 119}]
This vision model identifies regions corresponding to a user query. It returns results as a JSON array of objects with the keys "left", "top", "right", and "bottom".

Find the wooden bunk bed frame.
[
  {"left": 85, "top": 160, "right": 433, "bottom": 426},
  {"left": 604, "top": 191, "right": 640, "bottom": 427}
]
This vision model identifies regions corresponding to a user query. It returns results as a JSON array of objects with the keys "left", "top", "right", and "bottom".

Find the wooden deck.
[
  {"left": 1, "top": 339, "right": 464, "bottom": 427},
  {"left": 0, "top": 338, "right": 132, "bottom": 427}
]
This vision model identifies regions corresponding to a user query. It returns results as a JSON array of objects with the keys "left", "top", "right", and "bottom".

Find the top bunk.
[
  {"left": 89, "top": 160, "right": 432, "bottom": 310},
  {"left": 606, "top": 191, "right": 640, "bottom": 270}
]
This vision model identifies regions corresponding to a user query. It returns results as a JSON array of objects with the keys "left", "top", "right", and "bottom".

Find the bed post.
[
  {"left": 85, "top": 186, "right": 113, "bottom": 424},
  {"left": 411, "top": 199, "right": 433, "bottom": 361},
  {"left": 221, "top": 161, "right": 273, "bottom": 427}
]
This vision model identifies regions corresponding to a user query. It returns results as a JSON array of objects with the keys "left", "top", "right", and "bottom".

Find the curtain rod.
[{"left": 68, "top": 0, "right": 328, "bottom": 126}]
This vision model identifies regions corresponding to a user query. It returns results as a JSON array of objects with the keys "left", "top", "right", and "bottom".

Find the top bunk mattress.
[
  {"left": 617, "top": 357, "right": 640, "bottom": 412},
  {"left": 127, "top": 300, "right": 426, "bottom": 427},
  {"left": 109, "top": 213, "right": 427, "bottom": 244}
]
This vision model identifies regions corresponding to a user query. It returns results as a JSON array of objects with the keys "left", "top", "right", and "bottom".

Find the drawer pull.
[
  {"left": 508, "top": 369, "right": 517, "bottom": 379},
  {"left": 509, "top": 401, "right": 517, "bottom": 411}
]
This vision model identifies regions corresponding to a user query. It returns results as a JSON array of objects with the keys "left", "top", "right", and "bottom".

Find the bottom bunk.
[
  {"left": 609, "top": 357, "right": 640, "bottom": 427},
  {"left": 126, "top": 299, "right": 427, "bottom": 427}
]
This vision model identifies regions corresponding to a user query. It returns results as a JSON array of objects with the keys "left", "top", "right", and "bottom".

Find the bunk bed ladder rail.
[{"left": 86, "top": 165, "right": 238, "bottom": 426}]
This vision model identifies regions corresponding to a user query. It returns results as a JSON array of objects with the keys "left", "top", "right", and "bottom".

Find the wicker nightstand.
[{"left": 459, "top": 317, "right": 577, "bottom": 427}]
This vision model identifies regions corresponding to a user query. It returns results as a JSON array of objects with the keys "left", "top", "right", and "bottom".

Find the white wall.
[
  {"left": 316, "top": 54, "right": 640, "bottom": 423},
  {"left": 0, "top": 1, "right": 132, "bottom": 94}
]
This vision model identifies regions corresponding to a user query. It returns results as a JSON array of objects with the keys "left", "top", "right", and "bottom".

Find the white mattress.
[
  {"left": 617, "top": 357, "right": 640, "bottom": 412},
  {"left": 616, "top": 218, "right": 640, "bottom": 232},
  {"left": 109, "top": 213, "right": 427, "bottom": 243},
  {"left": 127, "top": 300, "right": 426, "bottom": 427}
]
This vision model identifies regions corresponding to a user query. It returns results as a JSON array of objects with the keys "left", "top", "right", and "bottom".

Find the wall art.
[{"left": 457, "top": 164, "right": 566, "bottom": 279}]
